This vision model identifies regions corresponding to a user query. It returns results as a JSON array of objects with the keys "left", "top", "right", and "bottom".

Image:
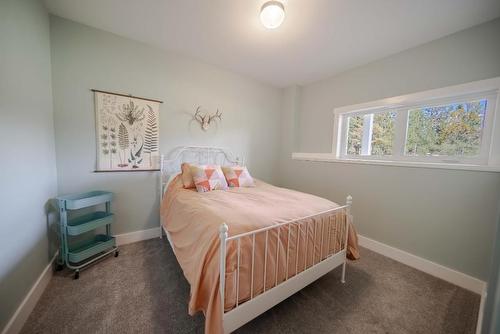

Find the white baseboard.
[
  {"left": 476, "top": 287, "right": 487, "bottom": 334},
  {"left": 114, "top": 227, "right": 161, "bottom": 246},
  {"left": 1, "top": 252, "right": 58, "bottom": 334},
  {"left": 2, "top": 228, "right": 161, "bottom": 334},
  {"left": 358, "top": 235, "right": 486, "bottom": 294}
]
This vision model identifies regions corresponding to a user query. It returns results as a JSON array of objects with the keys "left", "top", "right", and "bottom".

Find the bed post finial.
[
  {"left": 219, "top": 223, "right": 228, "bottom": 236},
  {"left": 346, "top": 195, "right": 352, "bottom": 208},
  {"left": 219, "top": 223, "right": 228, "bottom": 318}
]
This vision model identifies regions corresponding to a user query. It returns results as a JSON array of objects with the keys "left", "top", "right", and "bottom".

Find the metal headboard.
[{"left": 160, "top": 146, "right": 241, "bottom": 200}]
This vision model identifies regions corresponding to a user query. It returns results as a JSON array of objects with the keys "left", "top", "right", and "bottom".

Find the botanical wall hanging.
[{"left": 93, "top": 89, "right": 162, "bottom": 171}]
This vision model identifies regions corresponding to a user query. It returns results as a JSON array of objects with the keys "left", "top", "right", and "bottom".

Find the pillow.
[
  {"left": 190, "top": 164, "right": 228, "bottom": 192},
  {"left": 221, "top": 166, "right": 255, "bottom": 187},
  {"left": 180, "top": 163, "right": 195, "bottom": 189}
]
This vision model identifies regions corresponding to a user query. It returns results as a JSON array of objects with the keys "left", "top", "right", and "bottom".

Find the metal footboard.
[{"left": 219, "top": 196, "right": 352, "bottom": 333}]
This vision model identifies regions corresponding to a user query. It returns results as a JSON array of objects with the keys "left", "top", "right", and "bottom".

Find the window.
[
  {"left": 335, "top": 89, "right": 498, "bottom": 165},
  {"left": 405, "top": 100, "right": 486, "bottom": 158},
  {"left": 346, "top": 111, "right": 395, "bottom": 156}
]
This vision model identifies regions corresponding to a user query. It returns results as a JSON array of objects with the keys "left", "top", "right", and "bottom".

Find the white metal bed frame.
[{"left": 160, "top": 146, "right": 351, "bottom": 333}]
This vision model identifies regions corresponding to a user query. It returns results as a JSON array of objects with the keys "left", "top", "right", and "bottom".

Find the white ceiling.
[{"left": 44, "top": 0, "right": 500, "bottom": 87}]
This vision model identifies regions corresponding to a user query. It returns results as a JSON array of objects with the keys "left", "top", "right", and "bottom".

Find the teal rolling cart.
[{"left": 55, "top": 191, "right": 119, "bottom": 279}]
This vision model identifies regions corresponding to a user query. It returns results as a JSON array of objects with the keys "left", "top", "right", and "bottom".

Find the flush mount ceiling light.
[{"left": 260, "top": 1, "right": 285, "bottom": 29}]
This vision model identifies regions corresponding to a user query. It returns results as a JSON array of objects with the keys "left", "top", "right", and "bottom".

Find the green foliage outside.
[
  {"left": 346, "top": 100, "right": 486, "bottom": 157},
  {"left": 347, "top": 115, "right": 363, "bottom": 155},
  {"left": 405, "top": 100, "right": 486, "bottom": 157},
  {"left": 347, "top": 112, "right": 395, "bottom": 155},
  {"left": 371, "top": 112, "right": 395, "bottom": 155}
]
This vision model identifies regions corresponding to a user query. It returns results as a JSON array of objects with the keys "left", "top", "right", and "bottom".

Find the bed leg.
[
  {"left": 159, "top": 153, "right": 165, "bottom": 240},
  {"left": 341, "top": 261, "right": 346, "bottom": 283},
  {"left": 219, "top": 224, "right": 228, "bottom": 319}
]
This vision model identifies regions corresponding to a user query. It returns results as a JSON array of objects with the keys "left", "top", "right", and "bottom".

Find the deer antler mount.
[{"left": 193, "top": 106, "right": 222, "bottom": 131}]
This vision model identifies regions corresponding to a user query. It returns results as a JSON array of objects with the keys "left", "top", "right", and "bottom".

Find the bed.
[{"left": 159, "top": 146, "right": 359, "bottom": 333}]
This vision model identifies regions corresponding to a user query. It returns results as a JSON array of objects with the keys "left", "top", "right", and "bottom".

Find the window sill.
[{"left": 292, "top": 153, "right": 500, "bottom": 172}]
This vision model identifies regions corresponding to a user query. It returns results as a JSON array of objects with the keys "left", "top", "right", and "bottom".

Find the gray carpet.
[{"left": 21, "top": 238, "right": 480, "bottom": 334}]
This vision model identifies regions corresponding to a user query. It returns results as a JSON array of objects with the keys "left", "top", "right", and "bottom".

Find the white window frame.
[{"left": 332, "top": 77, "right": 500, "bottom": 167}]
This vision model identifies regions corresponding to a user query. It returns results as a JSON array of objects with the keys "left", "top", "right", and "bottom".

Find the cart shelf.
[
  {"left": 55, "top": 190, "right": 117, "bottom": 279},
  {"left": 67, "top": 212, "right": 114, "bottom": 236},
  {"left": 59, "top": 191, "right": 113, "bottom": 210},
  {"left": 68, "top": 234, "right": 116, "bottom": 263}
]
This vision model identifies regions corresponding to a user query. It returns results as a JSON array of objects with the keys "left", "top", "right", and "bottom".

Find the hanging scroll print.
[{"left": 94, "top": 90, "right": 162, "bottom": 171}]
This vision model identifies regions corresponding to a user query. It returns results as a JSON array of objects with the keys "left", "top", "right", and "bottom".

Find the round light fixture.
[{"left": 260, "top": 1, "right": 285, "bottom": 29}]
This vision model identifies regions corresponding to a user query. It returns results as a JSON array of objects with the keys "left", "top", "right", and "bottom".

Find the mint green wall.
[
  {"left": 279, "top": 19, "right": 500, "bottom": 280},
  {"left": 0, "top": 0, "right": 58, "bottom": 330},
  {"left": 49, "top": 16, "right": 282, "bottom": 235}
]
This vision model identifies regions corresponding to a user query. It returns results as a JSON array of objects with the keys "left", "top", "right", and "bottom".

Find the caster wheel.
[
  {"left": 74, "top": 271, "right": 80, "bottom": 280},
  {"left": 56, "top": 263, "right": 64, "bottom": 271},
  {"left": 114, "top": 250, "right": 119, "bottom": 258}
]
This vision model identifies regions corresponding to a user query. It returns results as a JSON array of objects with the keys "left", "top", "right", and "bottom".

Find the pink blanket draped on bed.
[{"left": 160, "top": 176, "right": 359, "bottom": 334}]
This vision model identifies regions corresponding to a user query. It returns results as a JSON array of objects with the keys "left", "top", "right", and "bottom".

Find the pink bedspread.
[{"left": 160, "top": 176, "right": 359, "bottom": 333}]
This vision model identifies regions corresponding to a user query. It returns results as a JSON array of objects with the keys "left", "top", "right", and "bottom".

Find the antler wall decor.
[{"left": 193, "top": 106, "right": 222, "bottom": 131}]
